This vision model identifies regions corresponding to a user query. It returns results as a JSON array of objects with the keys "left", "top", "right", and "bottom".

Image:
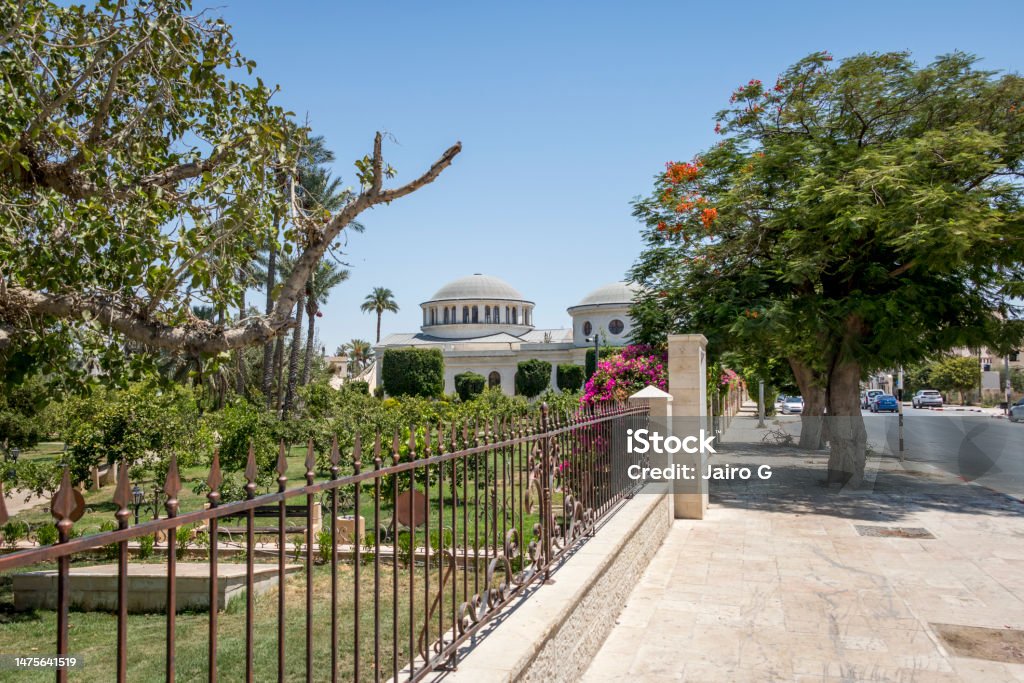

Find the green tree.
[
  {"left": 515, "top": 360, "right": 551, "bottom": 398},
  {"left": 361, "top": 288, "right": 400, "bottom": 344},
  {"left": 341, "top": 339, "right": 373, "bottom": 375},
  {"left": 381, "top": 348, "right": 444, "bottom": 398},
  {"left": 631, "top": 51, "right": 1024, "bottom": 487},
  {"left": 556, "top": 364, "right": 585, "bottom": 392},
  {"left": 0, "top": 0, "right": 461, "bottom": 388},
  {"left": 930, "top": 356, "right": 981, "bottom": 405},
  {"left": 0, "top": 375, "right": 50, "bottom": 450},
  {"left": 454, "top": 372, "right": 486, "bottom": 401},
  {"left": 302, "top": 260, "right": 351, "bottom": 387}
]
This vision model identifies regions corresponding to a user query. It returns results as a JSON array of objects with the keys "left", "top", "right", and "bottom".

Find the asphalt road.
[
  {"left": 862, "top": 407, "right": 1024, "bottom": 500},
  {"left": 765, "top": 407, "right": 1024, "bottom": 500}
]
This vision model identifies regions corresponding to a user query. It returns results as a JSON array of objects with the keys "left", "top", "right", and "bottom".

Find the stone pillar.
[{"left": 668, "top": 334, "right": 708, "bottom": 519}]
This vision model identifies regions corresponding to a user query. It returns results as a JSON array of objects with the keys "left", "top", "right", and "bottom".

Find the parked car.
[
  {"left": 775, "top": 394, "right": 787, "bottom": 409},
  {"left": 912, "top": 390, "right": 943, "bottom": 409},
  {"left": 870, "top": 394, "right": 899, "bottom": 413},
  {"left": 781, "top": 396, "right": 804, "bottom": 415},
  {"left": 1010, "top": 398, "right": 1024, "bottom": 423},
  {"left": 861, "top": 389, "right": 884, "bottom": 409}
]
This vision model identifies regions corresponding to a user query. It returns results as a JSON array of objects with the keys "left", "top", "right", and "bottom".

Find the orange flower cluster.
[
  {"left": 665, "top": 160, "right": 701, "bottom": 184},
  {"left": 701, "top": 207, "right": 718, "bottom": 229},
  {"left": 744, "top": 309, "right": 760, "bottom": 319}
]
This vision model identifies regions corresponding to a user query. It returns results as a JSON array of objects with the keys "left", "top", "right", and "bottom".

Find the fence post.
[
  {"left": 540, "top": 402, "right": 553, "bottom": 582},
  {"left": 629, "top": 386, "right": 673, "bottom": 517}
]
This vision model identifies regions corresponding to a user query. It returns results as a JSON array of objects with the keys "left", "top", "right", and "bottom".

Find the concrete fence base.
[{"left": 433, "top": 490, "right": 671, "bottom": 683}]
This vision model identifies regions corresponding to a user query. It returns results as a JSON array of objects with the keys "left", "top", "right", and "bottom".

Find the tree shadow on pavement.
[{"left": 706, "top": 442, "right": 1024, "bottom": 524}]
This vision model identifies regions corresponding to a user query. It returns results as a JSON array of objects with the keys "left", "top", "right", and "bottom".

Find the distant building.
[{"left": 371, "top": 274, "right": 640, "bottom": 395}]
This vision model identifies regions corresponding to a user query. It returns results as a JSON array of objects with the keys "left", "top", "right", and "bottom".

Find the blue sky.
[{"left": 216, "top": 0, "right": 1023, "bottom": 353}]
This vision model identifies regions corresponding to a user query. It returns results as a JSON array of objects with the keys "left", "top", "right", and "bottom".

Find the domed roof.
[
  {"left": 570, "top": 281, "right": 641, "bottom": 310},
  {"left": 424, "top": 274, "right": 529, "bottom": 303}
]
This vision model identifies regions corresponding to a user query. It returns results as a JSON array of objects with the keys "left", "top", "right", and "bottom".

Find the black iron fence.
[{"left": 0, "top": 400, "right": 648, "bottom": 682}]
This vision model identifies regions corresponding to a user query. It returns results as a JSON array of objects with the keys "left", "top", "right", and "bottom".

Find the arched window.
[
  {"left": 472, "top": 306, "right": 479, "bottom": 323},
  {"left": 488, "top": 371, "right": 501, "bottom": 388},
  {"left": 512, "top": 307, "right": 518, "bottom": 325},
  {"left": 494, "top": 306, "right": 500, "bottom": 323},
  {"left": 463, "top": 306, "right": 469, "bottom": 323},
  {"left": 609, "top": 319, "right": 625, "bottom": 334},
  {"left": 444, "top": 308, "right": 449, "bottom": 324},
  {"left": 485, "top": 306, "right": 491, "bottom": 323},
  {"left": 505, "top": 306, "right": 510, "bottom": 322}
]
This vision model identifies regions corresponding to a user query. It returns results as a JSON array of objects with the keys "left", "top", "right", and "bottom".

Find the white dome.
[
  {"left": 424, "top": 274, "right": 529, "bottom": 304},
  {"left": 569, "top": 281, "right": 641, "bottom": 310}
]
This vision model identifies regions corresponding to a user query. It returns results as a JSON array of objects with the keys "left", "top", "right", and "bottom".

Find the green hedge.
[
  {"left": 515, "top": 359, "right": 551, "bottom": 398},
  {"left": 454, "top": 372, "right": 486, "bottom": 402},
  {"left": 585, "top": 346, "right": 624, "bottom": 379},
  {"left": 381, "top": 348, "right": 445, "bottom": 398},
  {"left": 556, "top": 364, "right": 585, "bottom": 392}
]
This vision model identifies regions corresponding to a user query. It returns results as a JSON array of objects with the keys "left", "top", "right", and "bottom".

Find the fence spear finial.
[
  {"left": 244, "top": 442, "right": 258, "bottom": 499},
  {"left": 207, "top": 449, "right": 222, "bottom": 508}
]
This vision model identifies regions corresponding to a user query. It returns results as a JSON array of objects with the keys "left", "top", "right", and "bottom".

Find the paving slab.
[{"left": 583, "top": 413, "right": 1024, "bottom": 682}]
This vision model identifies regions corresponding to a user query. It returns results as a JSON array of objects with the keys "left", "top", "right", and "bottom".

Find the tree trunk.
[
  {"left": 824, "top": 359, "right": 867, "bottom": 487},
  {"left": 272, "top": 328, "right": 285, "bottom": 412},
  {"left": 301, "top": 279, "right": 316, "bottom": 386},
  {"left": 235, "top": 282, "right": 246, "bottom": 397},
  {"left": 282, "top": 290, "right": 305, "bottom": 418},
  {"left": 376, "top": 311, "right": 382, "bottom": 344},
  {"left": 789, "top": 357, "right": 827, "bottom": 450},
  {"left": 261, "top": 241, "right": 277, "bottom": 407}
]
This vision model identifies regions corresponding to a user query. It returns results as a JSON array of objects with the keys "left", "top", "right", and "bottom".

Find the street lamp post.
[
  {"left": 585, "top": 333, "right": 601, "bottom": 376},
  {"left": 757, "top": 381, "right": 766, "bottom": 428},
  {"left": 131, "top": 484, "right": 144, "bottom": 526},
  {"left": 897, "top": 366, "right": 905, "bottom": 459},
  {"left": 1006, "top": 354, "right": 1012, "bottom": 416}
]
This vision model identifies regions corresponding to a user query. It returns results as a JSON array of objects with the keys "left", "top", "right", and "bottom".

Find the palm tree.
[
  {"left": 361, "top": 287, "right": 399, "bottom": 343},
  {"left": 339, "top": 338, "right": 373, "bottom": 375},
  {"left": 301, "top": 260, "right": 350, "bottom": 385}
]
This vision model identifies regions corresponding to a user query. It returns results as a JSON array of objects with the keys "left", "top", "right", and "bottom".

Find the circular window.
[
  {"left": 608, "top": 319, "right": 624, "bottom": 335},
  {"left": 582, "top": 321, "right": 592, "bottom": 336}
]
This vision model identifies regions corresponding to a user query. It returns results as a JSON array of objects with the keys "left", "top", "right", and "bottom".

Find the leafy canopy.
[
  {"left": 631, "top": 51, "right": 1024, "bottom": 385},
  {"left": 0, "top": 0, "right": 460, "bottom": 388}
]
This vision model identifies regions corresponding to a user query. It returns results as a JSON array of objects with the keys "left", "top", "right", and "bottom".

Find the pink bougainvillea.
[{"left": 582, "top": 345, "right": 668, "bottom": 404}]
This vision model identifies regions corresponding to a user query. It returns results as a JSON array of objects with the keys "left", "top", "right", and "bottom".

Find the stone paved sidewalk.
[{"left": 582, "top": 413, "right": 1024, "bottom": 682}]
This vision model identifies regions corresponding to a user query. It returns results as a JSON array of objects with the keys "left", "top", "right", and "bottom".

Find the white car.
[
  {"left": 781, "top": 396, "right": 804, "bottom": 415},
  {"left": 911, "top": 390, "right": 943, "bottom": 409},
  {"left": 1010, "top": 398, "right": 1024, "bottom": 423}
]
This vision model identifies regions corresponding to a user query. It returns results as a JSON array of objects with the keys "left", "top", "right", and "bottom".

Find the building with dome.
[{"left": 370, "top": 274, "right": 641, "bottom": 395}]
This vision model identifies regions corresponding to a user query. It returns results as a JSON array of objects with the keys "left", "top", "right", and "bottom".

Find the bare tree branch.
[{"left": 2, "top": 135, "right": 463, "bottom": 355}]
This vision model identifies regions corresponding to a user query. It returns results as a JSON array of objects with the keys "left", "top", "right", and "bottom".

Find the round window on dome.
[
  {"left": 608, "top": 319, "right": 624, "bottom": 335},
  {"left": 583, "top": 321, "right": 592, "bottom": 336}
]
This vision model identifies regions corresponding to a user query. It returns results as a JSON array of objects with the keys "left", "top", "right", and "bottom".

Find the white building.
[{"left": 371, "top": 274, "right": 640, "bottom": 395}]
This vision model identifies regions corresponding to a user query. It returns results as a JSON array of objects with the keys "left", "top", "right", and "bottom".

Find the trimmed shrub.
[
  {"left": 346, "top": 380, "right": 370, "bottom": 395},
  {"left": 556, "top": 364, "right": 585, "bottom": 392},
  {"left": 381, "top": 348, "right": 445, "bottom": 398},
  {"left": 515, "top": 360, "right": 551, "bottom": 398},
  {"left": 454, "top": 372, "right": 486, "bottom": 402}
]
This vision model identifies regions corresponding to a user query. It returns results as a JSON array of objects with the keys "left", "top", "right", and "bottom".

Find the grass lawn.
[{"left": 0, "top": 558, "right": 476, "bottom": 683}]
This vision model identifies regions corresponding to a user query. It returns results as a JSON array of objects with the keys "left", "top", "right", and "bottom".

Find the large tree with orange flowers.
[{"left": 629, "top": 51, "right": 1024, "bottom": 487}]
